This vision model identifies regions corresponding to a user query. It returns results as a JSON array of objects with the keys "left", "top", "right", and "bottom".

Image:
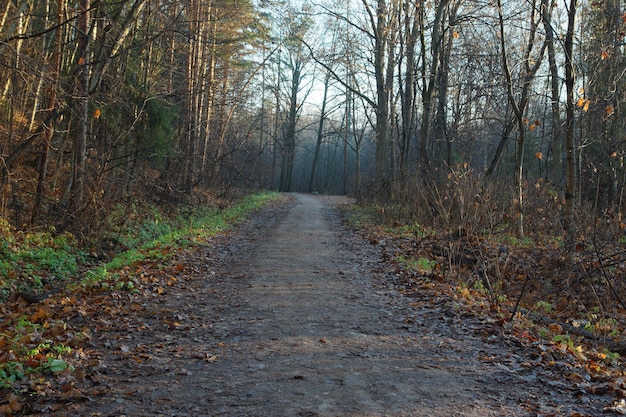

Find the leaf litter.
[{"left": 0, "top": 194, "right": 624, "bottom": 416}]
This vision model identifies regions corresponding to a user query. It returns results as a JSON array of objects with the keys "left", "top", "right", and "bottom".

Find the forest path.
[
  {"left": 76, "top": 194, "right": 590, "bottom": 416},
  {"left": 201, "top": 193, "right": 518, "bottom": 416}
]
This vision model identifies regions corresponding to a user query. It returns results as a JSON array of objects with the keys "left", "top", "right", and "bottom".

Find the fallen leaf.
[
  {"left": 548, "top": 323, "right": 562, "bottom": 334},
  {"left": 604, "top": 398, "right": 626, "bottom": 414},
  {"left": 31, "top": 307, "right": 49, "bottom": 323},
  {"left": 4, "top": 393, "right": 21, "bottom": 412},
  {"left": 0, "top": 403, "right": 15, "bottom": 417}
]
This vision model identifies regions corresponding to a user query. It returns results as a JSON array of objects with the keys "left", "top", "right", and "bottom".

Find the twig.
[
  {"left": 510, "top": 269, "right": 532, "bottom": 322},
  {"left": 591, "top": 222, "right": 626, "bottom": 311}
]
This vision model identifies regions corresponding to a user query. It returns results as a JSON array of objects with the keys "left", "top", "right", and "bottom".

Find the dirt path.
[{"left": 76, "top": 194, "right": 601, "bottom": 416}]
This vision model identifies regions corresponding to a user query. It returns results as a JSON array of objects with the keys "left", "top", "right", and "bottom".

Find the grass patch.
[
  {"left": 81, "top": 191, "right": 280, "bottom": 285},
  {"left": 0, "top": 227, "right": 84, "bottom": 300},
  {"left": 395, "top": 255, "right": 438, "bottom": 272},
  {"left": 0, "top": 191, "right": 282, "bottom": 389},
  {"left": 343, "top": 204, "right": 436, "bottom": 239}
]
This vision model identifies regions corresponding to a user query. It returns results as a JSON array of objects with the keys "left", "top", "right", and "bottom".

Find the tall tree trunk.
[
  {"left": 32, "top": 0, "right": 64, "bottom": 225},
  {"left": 496, "top": 0, "right": 546, "bottom": 236},
  {"left": 541, "top": 0, "right": 563, "bottom": 186},
  {"left": 203, "top": 6, "right": 218, "bottom": 183},
  {"left": 398, "top": 0, "right": 420, "bottom": 192},
  {"left": 270, "top": 53, "right": 281, "bottom": 190},
  {"left": 418, "top": 0, "right": 448, "bottom": 173},
  {"left": 360, "top": 0, "right": 392, "bottom": 194},
  {"left": 69, "top": 0, "right": 89, "bottom": 215},
  {"left": 563, "top": 0, "right": 578, "bottom": 250},
  {"left": 309, "top": 73, "right": 330, "bottom": 193},
  {"left": 280, "top": 62, "right": 300, "bottom": 192},
  {"left": 183, "top": 0, "right": 200, "bottom": 191},
  {"left": 434, "top": 2, "right": 458, "bottom": 167}
]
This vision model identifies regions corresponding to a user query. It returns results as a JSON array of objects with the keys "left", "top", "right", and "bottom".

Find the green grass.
[
  {"left": 0, "top": 191, "right": 282, "bottom": 388},
  {"left": 0, "top": 228, "right": 84, "bottom": 299},
  {"left": 0, "top": 191, "right": 280, "bottom": 294},
  {"left": 395, "top": 255, "right": 438, "bottom": 272},
  {"left": 0, "top": 314, "right": 74, "bottom": 388},
  {"left": 81, "top": 191, "right": 281, "bottom": 285}
]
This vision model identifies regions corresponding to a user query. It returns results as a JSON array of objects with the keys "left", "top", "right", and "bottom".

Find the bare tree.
[{"left": 496, "top": 0, "right": 547, "bottom": 236}]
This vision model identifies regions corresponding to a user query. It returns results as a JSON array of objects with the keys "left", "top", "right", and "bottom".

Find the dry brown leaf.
[{"left": 0, "top": 404, "right": 14, "bottom": 417}]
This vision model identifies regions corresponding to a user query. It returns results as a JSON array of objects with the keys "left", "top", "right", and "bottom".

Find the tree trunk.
[
  {"left": 496, "top": 0, "right": 546, "bottom": 236},
  {"left": 280, "top": 61, "right": 301, "bottom": 192},
  {"left": 398, "top": 0, "right": 420, "bottom": 191},
  {"left": 368, "top": 0, "right": 391, "bottom": 193},
  {"left": 69, "top": 0, "right": 89, "bottom": 215},
  {"left": 418, "top": 0, "right": 448, "bottom": 174},
  {"left": 434, "top": 2, "right": 458, "bottom": 167},
  {"left": 563, "top": 0, "right": 578, "bottom": 250},
  {"left": 541, "top": 0, "right": 563, "bottom": 186},
  {"left": 309, "top": 73, "right": 330, "bottom": 193},
  {"left": 32, "top": 0, "right": 63, "bottom": 225}
]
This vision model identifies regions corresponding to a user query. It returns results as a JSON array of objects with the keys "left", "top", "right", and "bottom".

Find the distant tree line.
[{"left": 0, "top": 0, "right": 624, "bottom": 243}]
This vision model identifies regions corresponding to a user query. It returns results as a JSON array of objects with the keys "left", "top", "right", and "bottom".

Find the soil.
[{"left": 66, "top": 193, "right": 611, "bottom": 416}]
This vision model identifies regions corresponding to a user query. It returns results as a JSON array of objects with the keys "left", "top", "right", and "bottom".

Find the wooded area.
[
  {"left": 2, "top": 0, "right": 626, "bottom": 410},
  {"left": 0, "top": 0, "right": 625, "bottom": 244}
]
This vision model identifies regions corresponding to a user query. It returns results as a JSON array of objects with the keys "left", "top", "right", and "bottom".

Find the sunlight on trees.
[{"left": 0, "top": 0, "right": 624, "bottom": 248}]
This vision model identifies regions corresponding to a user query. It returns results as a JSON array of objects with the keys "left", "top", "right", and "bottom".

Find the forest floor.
[{"left": 3, "top": 193, "right": 626, "bottom": 416}]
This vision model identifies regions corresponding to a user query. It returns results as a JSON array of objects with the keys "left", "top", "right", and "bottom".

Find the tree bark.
[
  {"left": 280, "top": 60, "right": 301, "bottom": 192},
  {"left": 32, "top": 0, "right": 64, "bottom": 225},
  {"left": 69, "top": 0, "right": 89, "bottom": 215},
  {"left": 541, "top": 0, "right": 563, "bottom": 186},
  {"left": 373, "top": 0, "right": 391, "bottom": 192},
  {"left": 563, "top": 0, "right": 578, "bottom": 250},
  {"left": 418, "top": 0, "right": 448, "bottom": 174},
  {"left": 309, "top": 72, "right": 330, "bottom": 193}
]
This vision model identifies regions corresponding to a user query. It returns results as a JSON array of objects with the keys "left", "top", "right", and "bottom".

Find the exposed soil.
[{"left": 63, "top": 194, "right": 612, "bottom": 416}]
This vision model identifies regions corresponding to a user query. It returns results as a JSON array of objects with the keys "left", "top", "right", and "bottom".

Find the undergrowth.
[
  {"left": 348, "top": 167, "right": 626, "bottom": 354},
  {"left": 0, "top": 190, "right": 281, "bottom": 390},
  {"left": 0, "top": 224, "right": 84, "bottom": 301},
  {"left": 82, "top": 191, "right": 280, "bottom": 285}
]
